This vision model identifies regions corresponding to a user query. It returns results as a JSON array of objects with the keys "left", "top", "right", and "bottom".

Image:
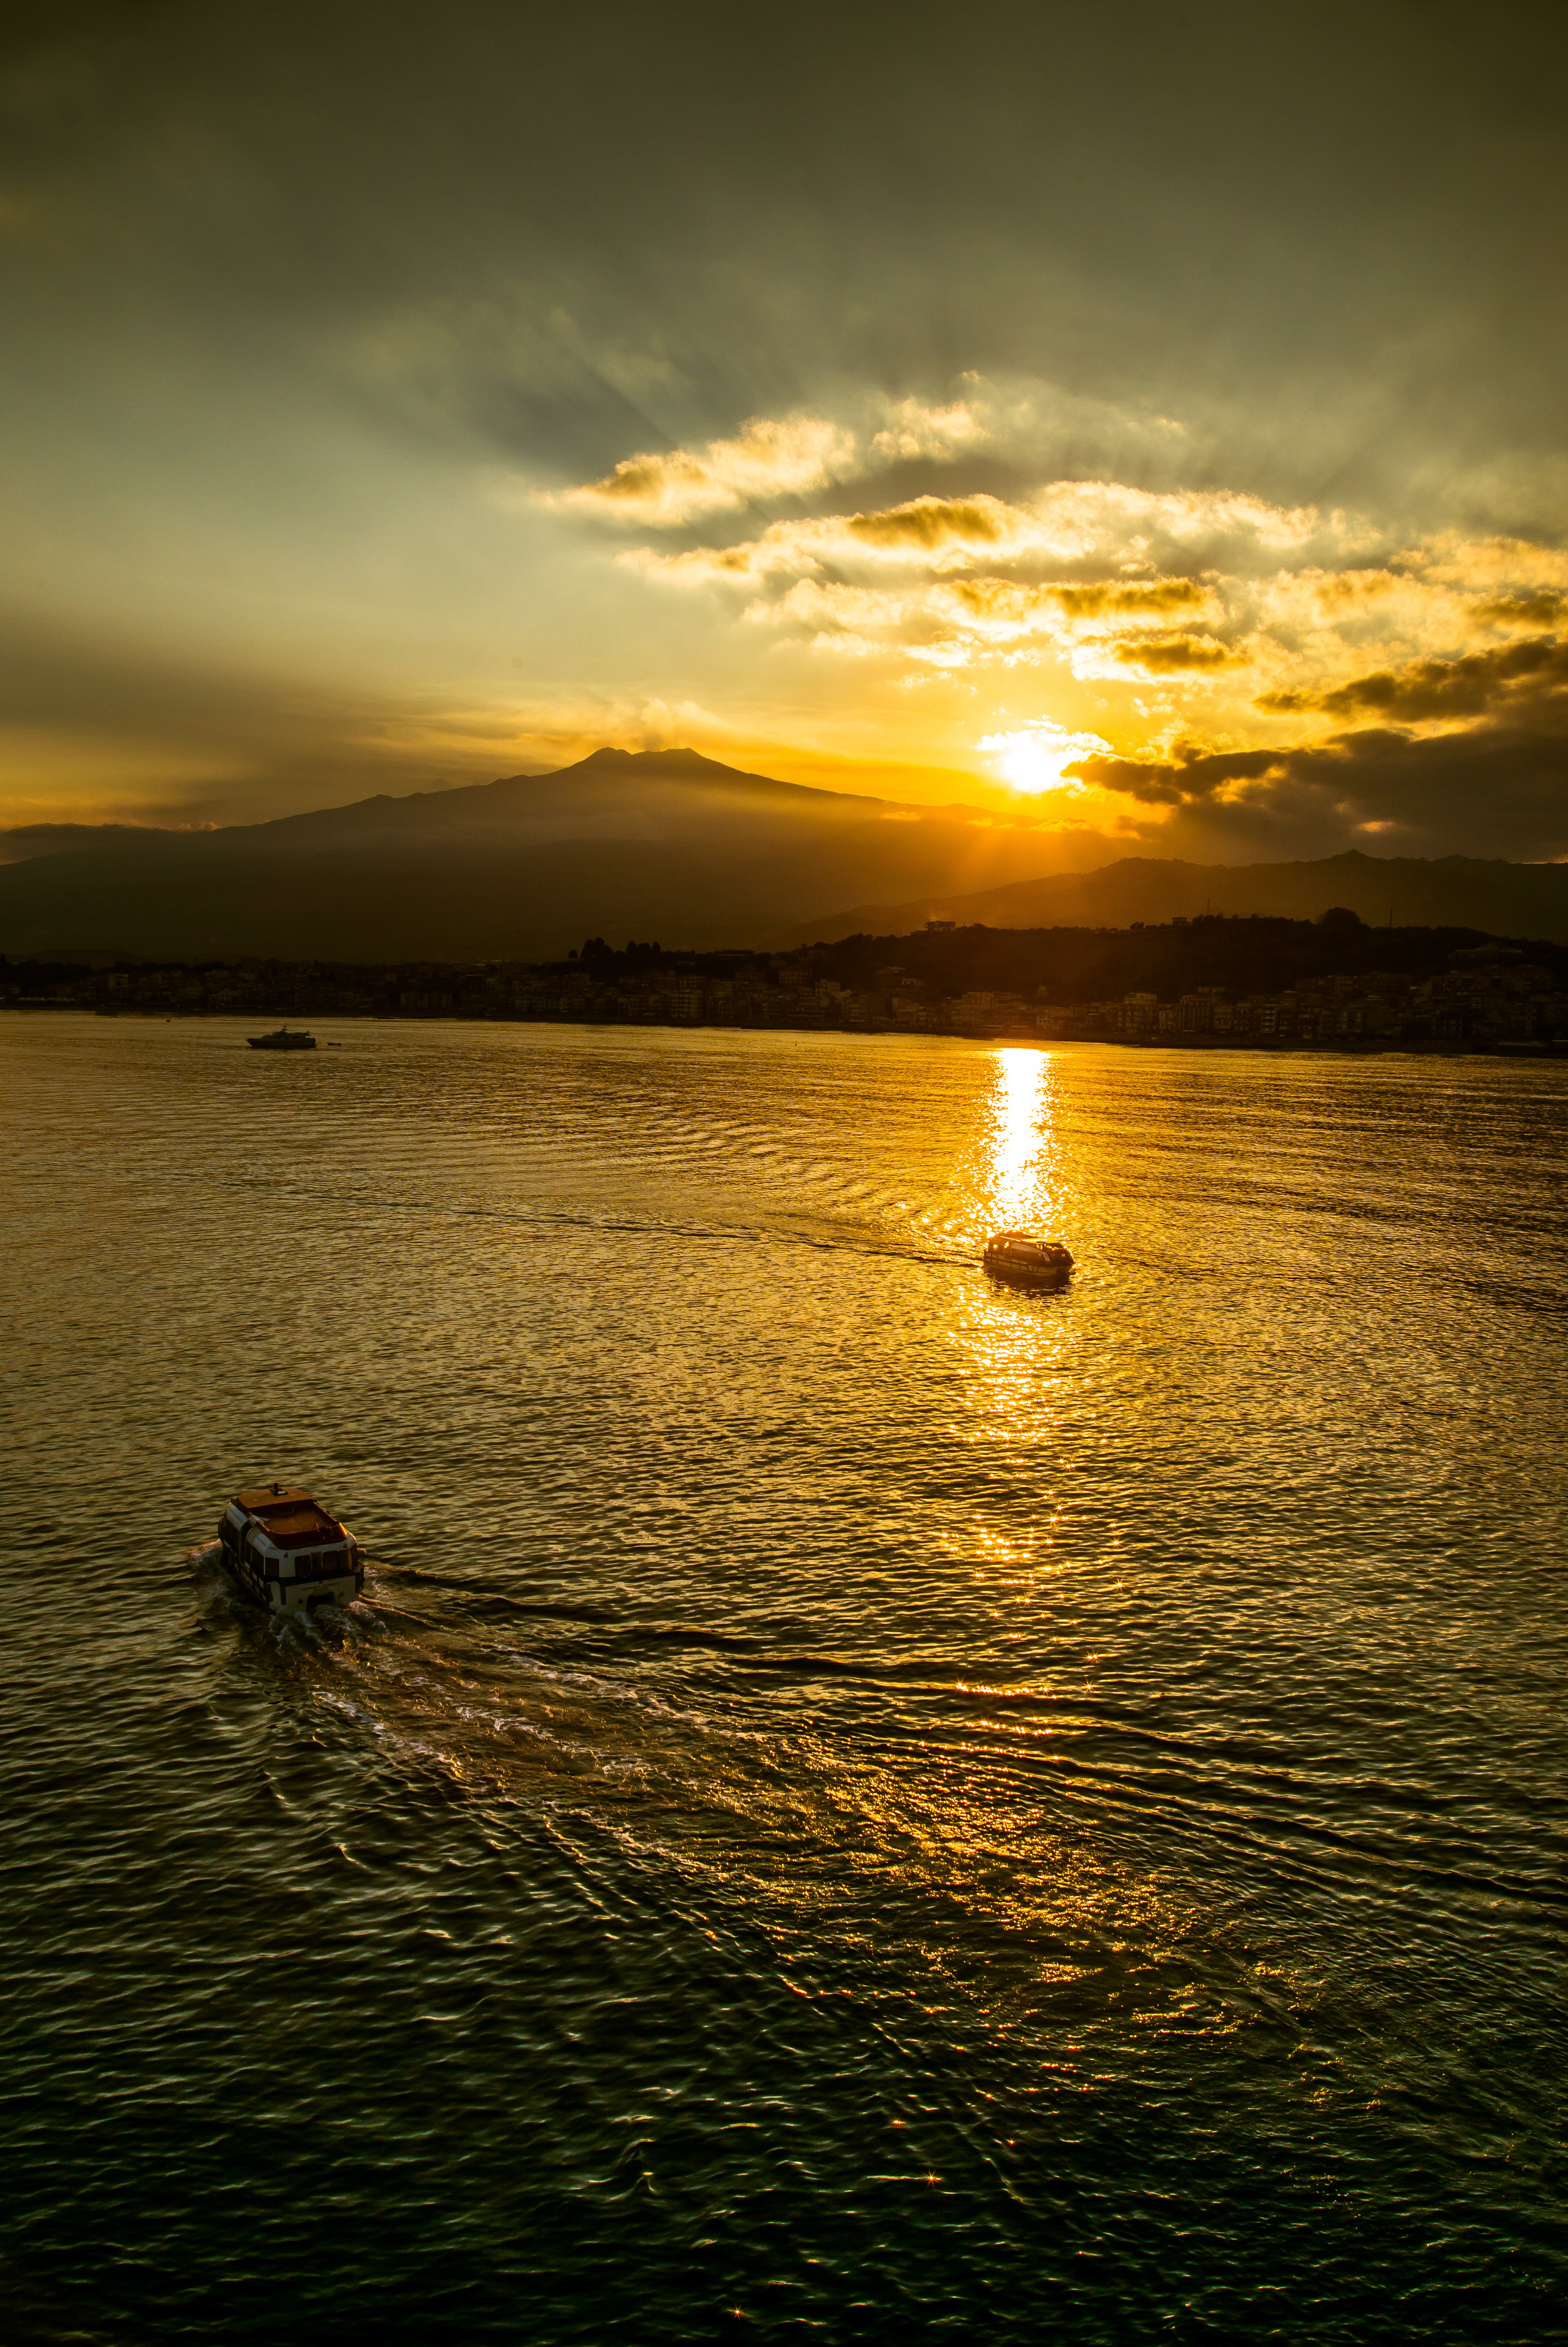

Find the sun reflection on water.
[
  {"left": 983, "top": 1047, "right": 1062, "bottom": 1235},
  {"left": 945, "top": 1046, "right": 1080, "bottom": 1482}
]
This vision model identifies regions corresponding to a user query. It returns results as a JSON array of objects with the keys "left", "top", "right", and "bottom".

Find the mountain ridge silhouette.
[{"left": 3, "top": 751, "right": 1564, "bottom": 956}]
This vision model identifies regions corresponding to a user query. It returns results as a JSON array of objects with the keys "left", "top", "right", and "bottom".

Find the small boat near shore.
[
  {"left": 248, "top": 1024, "right": 316, "bottom": 1051},
  {"left": 983, "top": 1230, "right": 1074, "bottom": 1290},
  {"left": 218, "top": 1483, "right": 363, "bottom": 1613}
]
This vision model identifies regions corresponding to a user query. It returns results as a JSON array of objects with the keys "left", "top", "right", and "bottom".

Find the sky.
[{"left": 3, "top": 0, "right": 1567, "bottom": 862}]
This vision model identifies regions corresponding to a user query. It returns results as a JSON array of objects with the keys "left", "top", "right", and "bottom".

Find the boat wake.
[{"left": 186, "top": 1547, "right": 1268, "bottom": 2040}]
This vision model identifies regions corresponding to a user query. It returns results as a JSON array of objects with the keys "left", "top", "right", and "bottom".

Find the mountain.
[
  {"left": 0, "top": 823, "right": 172, "bottom": 867},
  {"left": 780, "top": 850, "right": 1568, "bottom": 946},
  {"left": 4, "top": 751, "right": 1565, "bottom": 958},
  {"left": 0, "top": 749, "right": 1090, "bottom": 962}
]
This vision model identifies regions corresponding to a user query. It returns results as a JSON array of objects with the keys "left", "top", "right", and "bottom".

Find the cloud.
[
  {"left": 625, "top": 474, "right": 1343, "bottom": 590},
  {"left": 617, "top": 476, "right": 1339, "bottom": 675},
  {"left": 843, "top": 495, "right": 1007, "bottom": 549},
  {"left": 600, "top": 441, "right": 1568, "bottom": 773},
  {"left": 558, "top": 403, "right": 1568, "bottom": 872},
  {"left": 1476, "top": 590, "right": 1566, "bottom": 627},
  {"left": 559, "top": 402, "right": 1334, "bottom": 561},
  {"left": 1258, "top": 633, "right": 1568, "bottom": 721},
  {"left": 867, "top": 396, "right": 988, "bottom": 465},
  {"left": 1071, "top": 706, "right": 1568, "bottom": 859},
  {"left": 1052, "top": 578, "right": 1209, "bottom": 619},
  {"left": 634, "top": 696, "right": 741, "bottom": 746},
  {"left": 1069, "top": 745, "right": 1279, "bottom": 805},
  {"left": 1108, "top": 632, "right": 1239, "bottom": 674},
  {"left": 0, "top": 603, "right": 577, "bottom": 827},
  {"left": 0, "top": 0, "right": 1562, "bottom": 884},
  {"left": 553, "top": 415, "right": 857, "bottom": 524},
  {"left": 936, "top": 576, "right": 1217, "bottom": 633},
  {"left": 548, "top": 378, "right": 1202, "bottom": 536}
]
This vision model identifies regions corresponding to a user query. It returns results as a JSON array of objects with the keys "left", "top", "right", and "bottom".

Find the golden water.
[{"left": 3, "top": 1017, "right": 1564, "bottom": 2342}]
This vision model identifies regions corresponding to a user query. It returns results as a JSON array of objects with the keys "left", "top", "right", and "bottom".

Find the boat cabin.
[{"left": 220, "top": 1483, "right": 363, "bottom": 1613}]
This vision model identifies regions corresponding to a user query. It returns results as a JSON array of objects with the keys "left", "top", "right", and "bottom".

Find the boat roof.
[
  {"left": 991, "top": 1229, "right": 1067, "bottom": 1248},
  {"left": 234, "top": 1486, "right": 344, "bottom": 1540}
]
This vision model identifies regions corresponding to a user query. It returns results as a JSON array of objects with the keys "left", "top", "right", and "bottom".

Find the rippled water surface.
[{"left": 3, "top": 1016, "right": 1565, "bottom": 2343}]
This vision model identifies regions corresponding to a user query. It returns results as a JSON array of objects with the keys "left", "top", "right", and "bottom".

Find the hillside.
[{"left": 781, "top": 850, "right": 1568, "bottom": 946}]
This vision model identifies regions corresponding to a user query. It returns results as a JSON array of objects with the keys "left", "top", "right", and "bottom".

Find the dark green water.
[{"left": 3, "top": 1016, "right": 1564, "bottom": 2344}]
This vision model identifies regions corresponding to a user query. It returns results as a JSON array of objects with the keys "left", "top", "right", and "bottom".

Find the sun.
[{"left": 979, "top": 720, "right": 1112, "bottom": 795}]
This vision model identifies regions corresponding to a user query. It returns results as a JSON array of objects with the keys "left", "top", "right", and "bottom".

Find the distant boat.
[
  {"left": 248, "top": 1024, "right": 317, "bottom": 1051},
  {"left": 983, "top": 1230, "right": 1074, "bottom": 1289},
  {"left": 218, "top": 1483, "right": 363, "bottom": 1614}
]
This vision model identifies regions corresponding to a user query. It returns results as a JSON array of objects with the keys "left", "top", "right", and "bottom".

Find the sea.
[{"left": 3, "top": 1014, "right": 1565, "bottom": 2344}]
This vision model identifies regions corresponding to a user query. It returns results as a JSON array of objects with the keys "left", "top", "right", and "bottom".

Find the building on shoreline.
[
  {"left": 8, "top": 941, "right": 1567, "bottom": 1053},
  {"left": 8, "top": 914, "right": 1568, "bottom": 1054}
]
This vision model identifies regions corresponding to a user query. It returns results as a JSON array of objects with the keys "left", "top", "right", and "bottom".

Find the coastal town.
[{"left": 6, "top": 913, "right": 1566, "bottom": 1053}]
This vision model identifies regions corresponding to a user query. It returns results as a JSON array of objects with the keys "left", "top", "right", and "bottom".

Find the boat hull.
[
  {"left": 984, "top": 1262, "right": 1071, "bottom": 1291},
  {"left": 982, "top": 1234, "right": 1074, "bottom": 1290}
]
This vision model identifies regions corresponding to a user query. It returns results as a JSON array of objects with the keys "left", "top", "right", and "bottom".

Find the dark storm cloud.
[
  {"left": 4, "top": 0, "right": 1567, "bottom": 504},
  {"left": 1258, "top": 635, "right": 1568, "bottom": 722},
  {"left": 1073, "top": 711, "right": 1568, "bottom": 861},
  {"left": 1071, "top": 749, "right": 1279, "bottom": 807}
]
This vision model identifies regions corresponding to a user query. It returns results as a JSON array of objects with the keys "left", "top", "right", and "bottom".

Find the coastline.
[{"left": 5, "top": 999, "right": 1562, "bottom": 1058}]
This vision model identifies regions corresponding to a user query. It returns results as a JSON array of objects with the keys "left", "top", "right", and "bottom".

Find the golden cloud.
[
  {"left": 844, "top": 495, "right": 1007, "bottom": 549},
  {"left": 867, "top": 396, "right": 988, "bottom": 464},
  {"left": 1051, "top": 578, "right": 1210, "bottom": 619},
  {"left": 600, "top": 465, "right": 1336, "bottom": 576},
  {"left": 1306, "top": 568, "right": 1402, "bottom": 610},
  {"left": 1258, "top": 633, "right": 1568, "bottom": 723},
  {"left": 554, "top": 415, "right": 856, "bottom": 525},
  {"left": 1476, "top": 590, "right": 1565, "bottom": 627},
  {"left": 1109, "top": 632, "right": 1239, "bottom": 673},
  {"left": 551, "top": 379, "right": 1200, "bottom": 535},
  {"left": 567, "top": 405, "right": 1568, "bottom": 745}
]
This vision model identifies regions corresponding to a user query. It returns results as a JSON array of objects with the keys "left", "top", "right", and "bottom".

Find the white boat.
[
  {"left": 982, "top": 1230, "right": 1074, "bottom": 1289},
  {"left": 219, "top": 1483, "right": 363, "bottom": 1613}
]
